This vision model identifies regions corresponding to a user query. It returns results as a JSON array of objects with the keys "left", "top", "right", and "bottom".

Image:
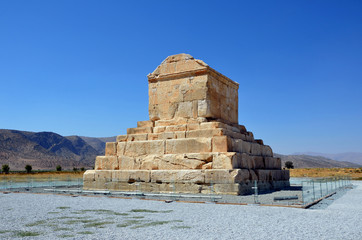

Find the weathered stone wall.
[
  {"left": 84, "top": 53, "right": 289, "bottom": 195},
  {"left": 148, "top": 54, "right": 239, "bottom": 124}
]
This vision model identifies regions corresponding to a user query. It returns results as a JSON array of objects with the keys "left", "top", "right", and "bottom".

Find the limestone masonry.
[{"left": 83, "top": 54, "right": 290, "bottom": 195}]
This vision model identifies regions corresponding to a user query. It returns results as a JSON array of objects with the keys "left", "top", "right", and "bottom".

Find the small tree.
[
  {"left": 80, "top": 167, "right": 85, "bottom": 171},
  {"left": 2, "top": 164, "right": 10, "bottom": 174},
  {"left": 25, "top": 164, "right": 32, "bottom": 173},
  {"left": 56, "top": 165, "right": 62, "bottom": 171},
  {"left": 285, "top": 161, "right": 294, "bottom": 169},
  {"left": 73, "top": 167, "right": 78, "bottom": 172}
]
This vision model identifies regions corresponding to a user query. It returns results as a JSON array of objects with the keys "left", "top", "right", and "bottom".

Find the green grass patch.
[
  {"left": 0, "top": 230, "right": 7, "bottom": 234},
  {"left": 130, "top": 209, "right": 173, "bottom": 213},
  {"left": 78, "top": 231, "right": 94, "bottom": 235},
  {"left": 72, "top": 209, "right": 128, "bottom": 216},
  {"left": 48, "top": 211, "right": 60, "bottom": 214},
  {"left": 58, "top": 216, "right": 75, "bottom": 219},
  {"left": 25, "top": 220, "right": 47, "bottom": 227},
  {"left": 83, "top": 221, "right": 115, "bottom": 228},
  {"left": 117, "top": 220, "right": 144, "bottom": 228},
  {"left": 57, "top": 207, "right": 71, "bottom": 210},
  {"left": 131, "top": 220, "right": 172, "bottom": 229},
  {"left": 14, "top": 231, "right": 42, "bottom": 237},
  {"left": 172, "top": 225, "right": 192, "bottom": 229},
  {"left": 128, "top": 216, "right": 145, "bottom": 219},
  {"left": 70, "top": 211, "right": 83, "bottom": 214}
]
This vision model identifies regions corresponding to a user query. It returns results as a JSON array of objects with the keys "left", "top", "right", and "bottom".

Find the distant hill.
[
  {"left": 294, "top": 152, "right": 362, "bottom": 166},
  {"left": 275, "top": 153, "right": 362, "bottom": 168},
  {"left": 0, "top": 129, "right": 115, "bottom": 171}
]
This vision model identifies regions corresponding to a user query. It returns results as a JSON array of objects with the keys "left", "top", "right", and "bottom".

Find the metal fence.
[
  {"left": 301, "top": 176, "right": 352, "bottom": 206},
  {"left": 0, "top": 175, "right": 353, "bottom": 207},
  {"left": 0, "top": 175, "right": 83, "bottom": 190}
]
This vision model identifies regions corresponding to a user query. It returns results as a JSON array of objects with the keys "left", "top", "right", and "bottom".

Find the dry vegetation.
[{"left": 290, "top": 168, "right": 362, "bottom": 180}]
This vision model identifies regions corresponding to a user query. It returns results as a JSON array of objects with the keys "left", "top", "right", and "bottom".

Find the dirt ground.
[{"left": 290, "top": 168, "right": 362, "bottom": 180}]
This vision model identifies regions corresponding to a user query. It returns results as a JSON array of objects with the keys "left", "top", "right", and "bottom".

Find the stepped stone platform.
[{"left": 83, "top": 54, "right": 289, "bottom": 195}]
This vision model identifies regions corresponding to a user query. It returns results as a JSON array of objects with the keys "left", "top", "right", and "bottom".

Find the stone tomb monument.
[{"left": 83, "top": 54, "right": 290, "bottom": 195}]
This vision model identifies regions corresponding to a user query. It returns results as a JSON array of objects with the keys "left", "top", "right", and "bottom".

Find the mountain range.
[
  {"left": 0, "top": 129, "right": 115, "bottom": 170},
  {"left": 0, "top": 129, "right": 360, "bottom": 170},
  {"left": 293, "top": 152, "right": 362, "bottom": 166}
]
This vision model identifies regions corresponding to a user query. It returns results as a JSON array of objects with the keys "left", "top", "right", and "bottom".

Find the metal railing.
[
  {"left": 0, "top": 176, "right": 83, "bottom": 190},
  {"left": 301, "top": 176, "right": 352, "bottom": 206}
]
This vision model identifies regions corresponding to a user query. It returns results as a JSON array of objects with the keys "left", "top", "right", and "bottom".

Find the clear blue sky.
[{"left": 1, "top": 0, "right": 361, "bottom": 154}]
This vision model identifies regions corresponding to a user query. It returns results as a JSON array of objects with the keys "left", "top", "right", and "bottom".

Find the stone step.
[
  {"left": 84, "top": 169, "right": 290, "bottom": 186},
  {"left": 95, "top": 152, "right": 281, "bottom": 171}
]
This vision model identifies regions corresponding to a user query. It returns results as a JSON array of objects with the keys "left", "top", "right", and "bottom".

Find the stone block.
[
  {"left": 249, "top": 170, "right": 258, "bottom": 181},
  {"left": 112, "top": 170, "right": 150, "bottom": 183},
  {"left": 238, "top": 153, "right": 254, "bottom": 169},
  {"left": 198, "top": 99, "right": 212, "bottom": 117},
  {"left": 174, "top": 131, "right": 186, "bottom": 138},
  {"left": 270, "top": 170, "right": 283, "bottom": 181},
  {"left": 261, "top": 145, "right": 273, "bottom": 157},
  {"left": 83, "top": 170, "right": 95, "bottom": 181},
  {"left": 148, "top": 133, "right": 159, "bottom": 140},
  {"left": 153, "top": 126, "right": 166, "bottom": 133},
  {"left": 205, "top": 169, "right": 250, "bottom": 184},
  {"left": 165, "top": 124, "right": 187, "bottom": 132},
  {"left": 124, "top": 140, "right": 164, "bottom": 157},
  {"left": 202, "top": 162, "right": 213, "bottom": 169},
  {"left": 282, "top": 170, "right": 290, "bottom": 180},
  {"left": 117, "top": 142, "right": 126, "bottom": 156},
  {"left": 175, "top": 101, "right": 193, "bottom": 118},
  {"left": 238, "top": 125, "right": 247, "bottom": 133},
  {"left": 116, "top": 135, "right": 127, "bottom": 142},
  {"left": 94, "top": 170, "right": 112, "bottom": 182},
  {"left": 212, "top": 136, "right": 231, "bottom": 152},
  {"left": 212, "top": 183, "right": 241, "bottom": 195},
  {"left": 199, "top": 122, "right": 225, "bottom": 129},
  {"left": 151, "top": 170, "right": 205, "bottom": 183},
  {"left": 255, "top": 169, "right": 271, "bottom": 181},
  {"left": 166, "top": 138, "right": 211, "bottom": 154},
  {"left": 137, "top": 120, "right": 154, "bottom": 128},
  {"left": 212, "top": 152, "right": 238, "bottom": 169},
  {"left": 127, "top": 127, "right": 153, "bottom": 134},
  {"left": 140, "top": 154, "right": 207, "bottom": 170},
  {"left": 186, "top": 128, "right": 223, "bottom": 138},
  {"left": 187, "top": 123, "right": 200, "bottom": 131},
  {"left": 105, "top": 142, "right": 117, "bottom": 156},
  {"left": 265, "top": 157, "right": 280, "bottom": 169},
  {"left": 251, "top": 143, "right": 262, "bottom": 156},
  {"left": 118, "top": 155, "right": 138, "bottom": 170},
  {"left": 253, "top": 156, "right": 265, "bottom": 169},
  {"left": 127, "top": 134, "right": 148, "bottom": 141},
  {"left": 95, "top": 156, "right": 118, "bottom": 170}
]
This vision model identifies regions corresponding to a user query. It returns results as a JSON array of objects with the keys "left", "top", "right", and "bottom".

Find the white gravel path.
[{"left": 0, "top": 181, "right": 361, "bottom": 240}]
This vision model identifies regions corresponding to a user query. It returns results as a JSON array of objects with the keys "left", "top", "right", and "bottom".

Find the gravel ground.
[{"left": 0, "top": 181, "right": 361, "bottom": 240}]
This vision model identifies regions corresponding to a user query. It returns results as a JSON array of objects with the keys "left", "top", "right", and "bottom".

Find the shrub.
[
  {"left": 25, "top": 165, "right": 32, "bottom": 173},
  {"left": 56, "top": 165, "right": 62, "bottom": 171},
  {"left": 2, "top": 164, "right": 10, "bottom": 174},
  {"left": 81, "top": 167, "right": 85, "bottom": 171},
  {"left": 285, "top": 161, "right": 294, "bottom": 169},
  {"left": 73, "top": 167, "right": 78, "bottom": 172}
]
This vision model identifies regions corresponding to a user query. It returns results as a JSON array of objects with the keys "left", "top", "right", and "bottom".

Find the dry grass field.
[{"left": 290, "top": 168, "right": 362, "bottom": 180}]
